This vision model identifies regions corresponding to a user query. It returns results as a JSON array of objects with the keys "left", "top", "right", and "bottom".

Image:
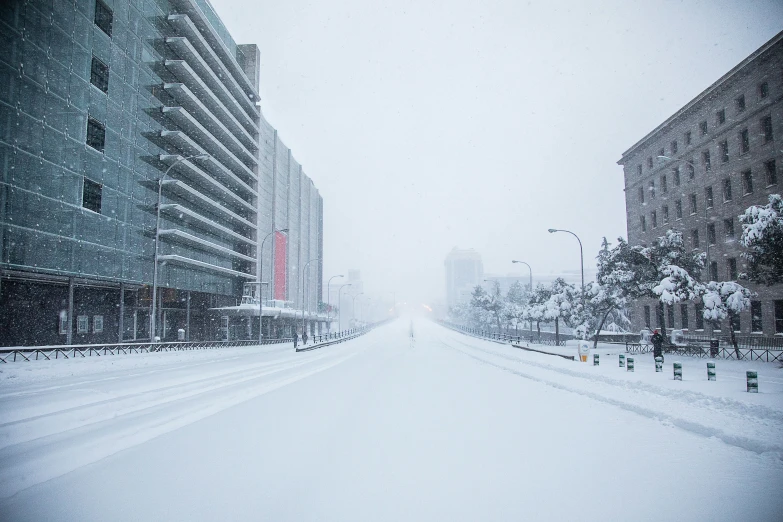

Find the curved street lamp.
[
  {"left": 548, "top": 228, "right": 585, "bottom": 306},
  {"left": 151, "top": 153, "right": 209, "bottom": 341},
  {"left": 257, "top": 228, "right": 288, "bottom": 343},
  {"left": 512, "top": 260, "right": 534, "bottom": 332},
  {"left": 337, "top": 283, "right": 352, "bottom": 331},
  {"left": 327, "top": 274, "right": 344, "bottom": 329},
  {"left": 300, "top": 258, "right": 320, "bottom": 336}
]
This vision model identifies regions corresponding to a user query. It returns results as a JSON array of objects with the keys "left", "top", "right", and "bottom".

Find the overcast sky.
[{"left": 213, "top": 0, "right": 783, "bottom": 306}]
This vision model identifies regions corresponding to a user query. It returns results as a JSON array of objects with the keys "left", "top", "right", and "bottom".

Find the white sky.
[{"left": 212, "top": 0, "right": 783, "bottom": 306}]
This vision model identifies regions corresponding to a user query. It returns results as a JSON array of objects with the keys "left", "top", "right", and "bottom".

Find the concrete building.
[
  {"left": 445, "top": 247, "right": 483, "bottom": 309},
  {"left": 0, "top": 0, "right": 323, "bottom": 345},
  {"left": 618, "top": 31, "right": 783, "bottom": 336}
]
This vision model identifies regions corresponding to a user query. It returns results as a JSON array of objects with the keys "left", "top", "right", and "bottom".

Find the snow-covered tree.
[
  {"left": 544, "top": 278, "right": 576, "bottom": 344},
  {"left": 588, "top": 238, "right": 632, "bottom": 348},
  {"left": 739, "top": 194, "right": 783, "bottom": 285},
  {"left": 701, "top": 281, "right": 753, "bottom": 357},
  {"left": 523, "top": 284, "right": 551, "bottom": 339},
  {"left": 470, "top": 284, "right": 503, "bottom": 332},
  {"left": 503, "top": 281, "right": 528, "bottom": 332}
]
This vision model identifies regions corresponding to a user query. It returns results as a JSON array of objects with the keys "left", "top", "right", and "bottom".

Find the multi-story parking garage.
[{"left": 0, "top": 0, "right": 323, "bottom": 345}]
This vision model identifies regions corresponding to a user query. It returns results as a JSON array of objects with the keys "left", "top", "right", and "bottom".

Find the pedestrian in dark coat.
[
  {"left": 293, "top": 333, "right": 298, "bottom": 349},
  {"left": 651, "top": 329, "right": 665, "bottom": 362},
  {"left": 303, "top": 332, "right": 308, "bottom": 345}
]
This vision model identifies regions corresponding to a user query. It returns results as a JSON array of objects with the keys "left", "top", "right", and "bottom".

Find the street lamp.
[
  {"left": 151, "top": 153, "right": 209, "bottom": 341},
  {"left": 657, "top": 155, "right": 711, "bottom": 270},
  {"left": 338, "top": 283, "right": 352, "bottom": 331},
  {"left": 300, "top": 258, "right": 320, "bottom": 337},
  {"left": 257, "top": 228, "right": 288, "bottom": 344},
  {"left": 548, "top": 228, "right": 585, "bottom": 306},
  {"left": 512, "top": 260, "right": 534, "bottom": 333},
  {"left": 327, "top": 274, "right": 344, "bottom": 330}
]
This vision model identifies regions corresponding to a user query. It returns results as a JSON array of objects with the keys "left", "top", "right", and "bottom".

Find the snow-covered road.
[{"left": 0, "top": 319, "right": 781, "bottom": 521}]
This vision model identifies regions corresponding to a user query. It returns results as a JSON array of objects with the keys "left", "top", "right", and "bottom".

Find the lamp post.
[
  {"left": 548, "top": 228, "right": 585, "bottom": 307},
  {"left": 327, "top": 274, "right": 344, "bottom": 331},
  {"left": 337, "top": 283, "right": 352, "bottom": 331},
  {"left": 351, "top": 292, "right": 364, "bottom": 327},
  {"left": 151, "top": 153, "right": 209, "bottom": 341},
  {"left": 512, "top": 260, "right": 534, "bottom": 333},
  {"left": 300, "top": 258, "right": 320, "bottom": 337},
  {"left": 657, "top": 155, "right": 711, "bottom": 270},
  {"left": 257, "top": 228, "right": 288, "bottom": 344}
]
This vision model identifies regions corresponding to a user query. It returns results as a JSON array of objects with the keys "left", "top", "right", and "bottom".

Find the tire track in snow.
[{"left": 435, "top": 330, "right": 783, "bottom": 459}]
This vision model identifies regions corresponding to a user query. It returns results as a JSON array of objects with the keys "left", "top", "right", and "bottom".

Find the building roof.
[{"left": 618, "top": 30, "right": 783, "bottom": 164}]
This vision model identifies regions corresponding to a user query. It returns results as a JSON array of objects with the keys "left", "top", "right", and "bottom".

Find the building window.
[
  {"left": 687, "top": 161, "right": 695, "bottom": 180},
  {"left": 724, "top": 218, "right": 735, "bottom": 239},
  {"left": 710, "top": 261, "right": 718, "bottom": 281},
  {"left": 730, "top": 312, "right": 741, "bottom": 333},
  {"left": 86, "top": 117, "right": 105, "bottom": 152},
  {"left": 662, "top": 205, "right": 669, "bottom": 224},
  {"left": 90, "top": 56, "right": 109, "bottom": 93},
  {"left": 702, "top": 150, "right": 711, "bottom": 173},
  {"left": 644, "top": 305, "right": 651, "bottom": 328},
  {"left": 719, "top": 140, "right": 729, "bottom": 163},
  {"left": 667, "top": 306, "right": 675, "bottom": 328},
  {"left": 723, "top": 178, "right": 732, "bottom": 202},
  {"left": 759, "top": 81, "right": 769, "bottom": 99},
  {"left": 707, "top": 223, "right": 716, "bottom": 245},
  {"left": 739, "top": 128, "right": 749, "bottom": 154},
  {"left": 658, "top": 148, "right": 665, "bottom": 158},
  {"left": 717, "top": 108, "right": 726, "bottom": 125},
  {"left": 689, "top": 193, "right": 697, "bottom": 215},
  {"left": 94, "top": 0, "right": 113, "bottom": 37},
  {"left": 58, "top": 312, "right": 68, "bottom": 335},
  {"left": 637, "top": 165, "right": 642, "bottom": 177},
  {"left": 638, "top": 186, "right": 645, "bottom": 204},
  {"left": 651, "top": 211, "right": 658, "bottom": 229},
  {"left": 765, "top": 159, "right": 778, "bottom": 186},
  {"left": 640, "top": 215, "right": 647, "bottom": 232},
  {"left": 775, "top": 300, "right": 783, "bottom": 334},
  {"left": 647, "top": 157, "right": 653, "bottom": 169},
  {"left": 673, "top": 167, "right": 680, "bottom": 186},
  {"left": 680, "top": 304, "right": 689, "bottom": 330},
  {"left": 751, "top": 301, "right": 762, "bottom": 332},
  {"left": 82, "top": 178, "right": 102, "bottom": 214},
  {"left": 736, "top": 94, "right": 746, "bottom": 113},
  {"left": 742, "top": 169, "right": 753, "bottom": 195},
  {"left": 691, "top": 229, "right": 700, "bottom": 248},
  {"left": 685, "top": 131, "right": 692, "bottom": 145},
  {"left": 705, "top": 186, "right": 713, "bottom": 208},
  {"left": 650, "top": 180, "right": 656, "bottom": 199},
  {"left": 93, "top": 315, "right": 104, "bottom": 333},
  {"left": 728, "top": 258, "right": 738, "bottom": 280},
  {"left": 700, "top": 121, "right": 708, "bottom": 136},
  {"left": 671, "top": 140, "right": 678, "bottom": 154},
  {"left": 660, "top": 174, "right": 668, "bottom": 194},
  {"left": 761, "top": 115, "right": 773, "bottom": 143},
  {"left": 77, "top": 315, "right": 89, "bottom": 334},
  {"left": 695, "top": 302, "right": 704, "bottom": 330},
  {"left": 675, "top": 200, "right": 683, "bottom": 220}
]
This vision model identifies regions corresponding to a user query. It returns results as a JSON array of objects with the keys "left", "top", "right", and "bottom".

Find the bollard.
[
  {"left": 746, "top": 370, "right": 758, "bottom": 393},
  {"left": 655, "top": 356, "right": 663, "bottom": 372},
  {"left": 707, "top": 362, "right": 716, "bottom": 381},
  {"left": 627, "top": 357, "right": 635, "bottom": 372},
  {"left": 619, "top": 354, "right": 626, "bottom": 368},
  {"left": 673, "top": 362, "right": 682, "bottom": 381},
  {"left": 593, "top": 353, "right": 599, "bottom": 366}
]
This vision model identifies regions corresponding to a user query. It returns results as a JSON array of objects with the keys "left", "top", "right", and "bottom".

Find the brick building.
[{"left": 618, "top": 31, "right": 783, "bottom": 337}]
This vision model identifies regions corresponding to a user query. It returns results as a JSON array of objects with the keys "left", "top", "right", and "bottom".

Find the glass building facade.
[{"left": 0, "top": 0, "right": 323, "bottom": 346}]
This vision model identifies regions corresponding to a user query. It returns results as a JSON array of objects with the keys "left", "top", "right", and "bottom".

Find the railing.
[
  {"left": 295, "top": 319, "right": 393, "bottom": 353},
  {"left": 682, "top": 334, "right": 783, "bottom": 350},
  {"left": 625, "top": 342, "right": 782, "bottom": 362},
  {"left": 438, "top": 321, "right": 568, "bottom": 347}
]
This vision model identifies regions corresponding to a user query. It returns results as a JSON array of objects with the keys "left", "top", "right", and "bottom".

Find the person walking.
[
  {"left": 293, "top": 331, "right": 298, "bottom": 350},
  {"left": 302, "top": 331, "right": 309, "bottom": 345},
  {"left": 651, "top": 329, "right": 665, "bottom": 363}
]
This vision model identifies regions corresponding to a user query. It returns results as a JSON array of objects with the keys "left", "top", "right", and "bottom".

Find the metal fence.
[
  {"left": 625, "top": 342, "right": 783, "bottom": 362},
  {"left": 439, "top": 321, "right": 568, "bottom": 347}
]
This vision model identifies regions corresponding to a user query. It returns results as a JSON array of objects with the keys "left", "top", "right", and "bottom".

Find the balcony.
[
  {"left": 160, "top": 203, "right": 256, "bottom": 247},
  {"left": 158, "top": 229, "right": 256, "bottom": 263},
  {"left": 162, "top": 178, "right": 256, "bottom": 230},
  {"left": 157, "top": 254, "right": 256, "bottom": 279}
]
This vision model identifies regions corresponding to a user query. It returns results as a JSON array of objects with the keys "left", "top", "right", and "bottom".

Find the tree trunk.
[
  {"left": 729, "top": 312, "right": 741, "bottom": 359},
  {"left": 536, "top": 320, "right": 541, "bottom": 340},
  {"left": 555, "top": 317, "right": 560, "bottom": 346},
  {"left": 593, "top": 306, "right": 615, "bottom": 350},
  {"left": 657, "top": 301, "right": 667, "bottom": 337}
]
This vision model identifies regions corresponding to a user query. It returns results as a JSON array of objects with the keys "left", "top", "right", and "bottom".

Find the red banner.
[{"left": 274, "top": 231, "right": 287, "bottom": 300}]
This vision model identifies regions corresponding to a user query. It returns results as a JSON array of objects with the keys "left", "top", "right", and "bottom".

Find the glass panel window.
[
  {"left": 673, "top": 167, "right": 680, "bottom": 186},
  {"left": 82, "top": 178, "right": 102, "bottom": 214},
  {"left": 649, "top": 180, "right": 656, "bottom": 199},
  {"left": 705, "top": 186, "right": 713, "bottom": 208},
  {"left": 671, "top": 140, "right": 678, "bottom": 154},
  {"left": 647, "top": 157, "right": 653, "bottom": 169},
  {"left": 759, "top": 81, "right": 769, "bottom": 99},
  {"left": 750, "top": 301, "right": 762, "bottom": 332},
  {"left": 736, "top": 94, "right": 746, "bottom": 112},
  {"left": 640, "top": 215, "right": 646, "bottom": 232},
  {"left": 707, "top": 223, "right": 716, "bottom": 245},
  {"left": 687, "top": 161, "right": 695, "bottom": 180},
  {"left": 644, "top": 305, "right": 651, "bottom": 328},
  {"left": 730, "top": 313, "right": 741, "bottom": 333},
  {"left": 637, "top": 165, "right": 642, "bottom": 177},
  {"left": 86, "top": 117, "right": 105, "bottom": 152},
  {"left": 685, "top": 131, "right": 692, "bottom": 145},
  {"left": 727, "top": 258, "right": 738, "bottom": 280},
  {"left": 660, "top": 174, "right": 667, "bottom": 194},
  {"left": 765, "top": 159, "right": 777, "bottom": 186},
  {"left": 691, "top": 229, "right": 700, "bottom": 248},
  {"left": 739, "top": 128, "right": 749, "bottom": 154},
  {"left": 651, "top": 211, "right": 657, "bottom": 229},
  {"left": 710, "top": 261, "right": 718, "bottom": 281},
  {"left": 90, "top": 56, "right": 109, "bottom": 93},
  {"left": 742, "top": 170, "right": 753, "bottom": 194},
  {"left": 94, "top": 0, "right": 113, "bottom": 37},
  {"left": 776, "top": 301, "right": 783, "bottom": 334},
  {"left": 59, "top": 313, "right": 68, "bottom": 335},
  {"left": 719, "top": 140, "right": 729, "bottom": 163},
  {"left": 695, "top": 303, "right": 704, "bottom": 330},
  {"left": 93, "top": 315, "right": 104, "bottom": 333},
  {"left": 662, "top": 205, "right": 669, "bottom": 224},
  {"left": 675, "top": 200, "right": 682, "bottom": 219},
  {"left": 700, "top": 121, "right": 708, "bottom": 135},
  {"left": 77, "top": 315, "right": 89, "bottom": 334},
  {"left": 689, "top": 194, "right": 697, "bottom": 214},
  {"left": 724, "top": 218, "right": 735, "bottom": 239},
  {"left": 680, "top": 304, "right": 689, "bottom": 330},
  {"left": 717, "top": 109, "right": 726, "bottom": 125},
  {"left": 667, "top": 306, "right": 675, "bottom": 328},
  {"left": 702, "top": 150, "right": 711, "bottom": 173},
  {"left": 723, "top": 178, "right": 732, "bottom": 201},
  {"left": 762, "top": 115, "right": 773, "bottom": 143},
  {"left": 638, "top": 186, "right": 644, "bottom": 204}
]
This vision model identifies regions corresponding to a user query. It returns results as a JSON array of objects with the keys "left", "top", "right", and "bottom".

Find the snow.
[{"left": 0, "top": 319, "right": 781, "bottom": 521}]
